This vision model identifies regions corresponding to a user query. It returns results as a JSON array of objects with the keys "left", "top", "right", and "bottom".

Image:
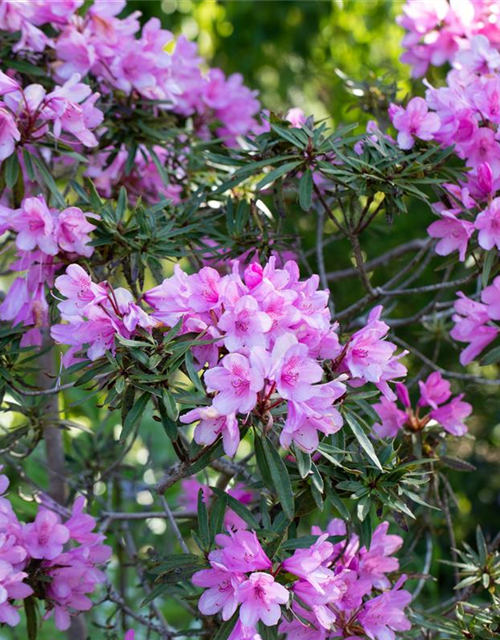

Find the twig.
[{"left": 158, "top": 495, "right": 191, "bottom": 554}]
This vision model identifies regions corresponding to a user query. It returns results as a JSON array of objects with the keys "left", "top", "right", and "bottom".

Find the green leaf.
[
  {"left": 212, "top": 487, "right": 260, "bottom": 529},
  {"left": 210, "top": 493, "right": 227, "bottom": 542},
  {"left": 162, "top": 388, "right": 179, "bottom": 421},
  {"left": 197, "top": 488, "right": 210, "bottom": 550},
  {"left": 213, "top": 613, "right": 239, "bottom": 640},
  {"left": 482, "top": 250, "right": 496, "bottom": 288},
  {"left": 294, "top": 446, "right": 311, "bottom": 479},
  {"left": 121, "top": 392, "right": 150, "bottom": 441},
  {"left": 31, "top": 155, "right": 66, "bottom": 208},
  {"left": 476, "top": 526, "right": 488, "bottom": 565},
  {"left": 4, "top": 153, "right": 19, "bottom": 189},
  {"left": 344, "top": 411, "right": 383, "bottom": 471},
  {"left": 256, "top": 160, "right": 302, "bottom": 190},
  {"left": 298, "top": 168, "right": 313, "bottom": 211},
  {"left": 24, "top": 596, "right": 38, "bottom": 640},
  {"left": 261, "top": 436, "right": 295, "bottom": 521},
  {"left": 22, "top": 149, "right": 35, "bottom": 182},
  {"left": 184, "top": 351, "right": 205, "bottom": 395},
  {"left": 158, "top": 391, "right": 178, "bottom": 441},
  {"left": 480, "top": 345, "right": 500, "bottom": 366}
]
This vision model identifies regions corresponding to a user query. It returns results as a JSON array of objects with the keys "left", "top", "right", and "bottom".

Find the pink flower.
[
  {"left": 23, "top": 509, "right": 69, "bottom": 560},
  {"left": 228, "top": 621, "right": 263, "bottom": 640},
  {"left": 53, "top": 264, "right": 106, "bottom": 318},
  {"left": 357, "top": 576, "right": 412, "bottom": 640},
  {"left": 450, "top": 293, "right": 498, "bottom": 365},
  {"left": 463, "top": 127, "right": 500, "bottom": 173},
  {"left": 283, "top": 534, "right": 333, "bottom": 580},
  {"left": 417, "top": 372, "right": 451, "bottom": 409},
  {"left": 481, "top": 276, "right": 500, "bottom": 320},
  {"left": 0, "top": 560, "right": 32, "bottom": 626},
  {"left": 373, "top": 396, "right": 407, "bottom": 439},
  {"left": 427, "top": 210, "right": 475, "bottom": 262},
  {"left": 212, "top": 530, "right": 272, "bottom": 573},
  {"left": 11, "top": 196, "right": 58, "bottom": 255},
  {"left": 124, "top": 632, "right": 135, "bottom": 640},
  {"left": 0, "top": 107, "right": 20, "bottom": 162},
  {"left": 270, "top": 336, "right": 323, "bottom": 401},
  {"left": 218, "top": 295, "right": 273, "bottom": 350},
  {"left": 286, "top": 108, "right": 306, "bottom": 128},
  {"left": 430, "top": 395, "right": 472, "bottom": 436},
  {"left": 180, "top": 407, "right": 240, "bottom": 457},
  {"left": 344, "top": 307, "right": 399, "bottom": 384},
  {"left": 55, "top": 206, "right": 97, "bottom": 257},
  {"left": 475, "top": 198, "right": 500, "bottom": 250},
  {"left": 204, "top": 353, "right": 264, "bottom": 415},
  {"left": 280, "top": 381, "right": 345, "bottom": 453},
  {"left": 358, "top": 522, "right": 403, "bottom": 589},
  {"left": 389, "top": 97, "right": 440, "bottom": 149},
  {"left": 188, "top": 267, "right": 222, "bottom": 312},
  {"left": 237, "top": 572, "right": 289, "bottom": 627},
  {"left": 192, "top": 566, "right": 241, "bottom": 620}
]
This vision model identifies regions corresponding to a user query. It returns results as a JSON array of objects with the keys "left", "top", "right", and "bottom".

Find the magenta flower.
[
  {"left": 204, "top": 353, "right": 264, "bottom": 415},
  {"left": 188, "top": 266, "right": 222, "bottom": 312},
  {"left": 55, "top": 206, "right": 98, "bottom": 257},
  {"left": 430, "top": 394, "right": 472, "bottom": 436},
  {"left": 427, "top": 210, "right": 475, "bottom": 262},
  {"left": 283, "top": 534, "right": 333, "bottom": 580},
  {"left": 357, "top": 576, "right": 412, "bottom": 640},
  {"left": 389, "top": 97, "right": 440, "bottom": 149},
  {"left": 481, "top": 276, "right": 500, "bottom": 320},
  {"left": 286, "top": 108, "right": 306, "bottom": 128},
  {"left": 0, "top": 107, "right": 20, "bottom": 162},
  {"left": 475, "top": 198, "right": 500, "bottom": 250},
  {"left": 373, "top": 396, "right": 407, "bottom": 439},
  {"left": 11, "top": 196, "right": 58, "bottom": 255},
  {"left": 180, "top": 407, "right": 240, "bottom": 457},
  {"left": 53, "top": 264, "right": 106, "bottom": 318},
  {"left": 417, "top": 372, "right": 451, "bottom": 409},
  {"left": 344, "top": 307, "right": 398, "bottom": 384},
  {"left": 23, "top": 509, "right": 69, "bottom": 560},
  {"left": 218, "top": 295, "right": 273, "bottom": 350},
  {"left": 358, "top": 522, "right": 403, "bottom": 589},
  {"left": 270, "top": 336, "right": 323, "bottom": 401},
  {"left": 237, "top": 572, "right": 289, "bottom": 627},
  {"left": 228, "top": 621, "right": 263, "bottom": 640},
  {"left": 450, "top": 293, "right": 498, "bottom": 365},
  {"left": 212, "top": 530, "right": 272, "bottom": 574},
  {"left": 192, "top": 566, "right": 241, "bottom": 620}
]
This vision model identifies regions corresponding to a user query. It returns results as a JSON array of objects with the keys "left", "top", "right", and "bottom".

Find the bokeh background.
[{"left": 3, "top": 1, "right": 500, "bottom": 637}]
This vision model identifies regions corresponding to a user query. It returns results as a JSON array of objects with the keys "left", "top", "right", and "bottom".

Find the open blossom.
[
  {"left": 357, "top": 576, "right": 412, "bottom": 640},
  {"left": 237, "top": 572, "right": 289, "bottom": 627},
  {"left": 450, "top": 292, "right": 499, "bottom": 365},
  {"left": 373, "top": 396, "right": 407, "bottom": 439},
  {"left": 192, "top": 566, "right": 241, "bottom": 620},
  {"left": 11, "top": 196, "right": 58, "bottom": 255},
  {"left": 475, "top": 197, "right": 500, "bottom": 250},
  {"left": 418, "top": 371, "right": 451, "bottom": 409},
  {"left": 0, "top": 107, "right": 20, "bottom": 161},
  {"left": 180, "top": 408, "right": 240, "bottom": 457},
  {"left": 22, "top": 509, "right": 69, "bottom": 560},
  {"left": 389, "top": 97, "right": 440, "bottom": 149},
  {"left": 204, "top": 353, "right": 265, "bottom": 415},
  {"left": 212, "top": 530, "right": 272, "bottom": 574},
  {"left": 427, "top": 211, "right": 475, "bottom": 262},
  {"left": 430, "top": 395, "right": 472, "bottom": 436}
]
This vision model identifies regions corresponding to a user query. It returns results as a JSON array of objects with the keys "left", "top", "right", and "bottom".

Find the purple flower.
[
  {"left": 11, "top": 196, "right": 58, "bottom": 255},
  {"left": 475, "top": 197, "right": 500, "bottom": 250},
  {"left": 418, "top": 372, "right": 451, "bottom": 409},
  {"left": 23, "top": 509, "right": 69, "bottom": 560},
  {"left": 427, "top": 210, "right": 475, "bottom": 262},
  {"left": 237, "top": 572, "right": 289, "bottom": 627},
  {"left": 373, "top": 396, "right": 407, "bottom": 439},
  {"left": 430, "top": 394, "right": 472, "bottom": 436},
  {"left": 389, "top": 97, "right": 440, "bottom": 149},
  {"left": 204, "top": 353, "right": 264, "bottom": 415}
]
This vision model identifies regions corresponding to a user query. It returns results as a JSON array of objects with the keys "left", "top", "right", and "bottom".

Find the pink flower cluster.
[
  {"left": 192, "top": 520, "right": 411, "bottom": 640},
  {"left": 450, "top": 276, "right": 500, "bottom": 365},
  {"left": 145, "top": 259, "right": 406, "bottom": 456},
  {"left": 0, "top": 196, "right": 97, "bottom": 346},
  {"left": 374, "top": 372, "right": 472, "bottom": 438},
  {"left": 51, "top": 259, "right": 406, "bottom": 455},
  {"left": 0, "top": 469, "right": 110, "bottom": 631},
  {"left": 50, "top": 264, "right": 157, "bottom": 365},
  {"left": 398, "top": 0, "right": 500, "bottom": 78},
  {"left": 390, "top": 33, "right": 500, "bottom": 263},
  {"left": 0, "top": 69, "right": 103, "bottom": 161},
  {"left": 0, "top": 0, "right": 261, "bottom": 145}
]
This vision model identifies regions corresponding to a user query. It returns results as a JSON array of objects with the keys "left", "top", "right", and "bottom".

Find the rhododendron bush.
[{"left": 0, "top": 1, "right": 499, "bottom": 640}]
